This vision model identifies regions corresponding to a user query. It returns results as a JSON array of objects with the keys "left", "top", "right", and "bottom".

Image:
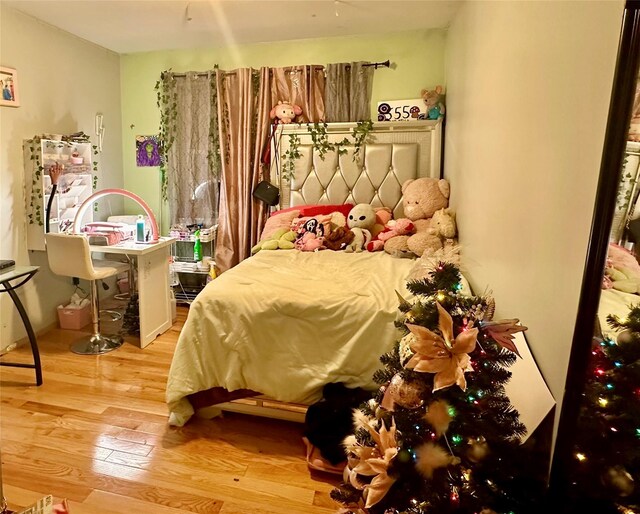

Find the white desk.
[{"left": 90, "top": 237, "right": 175, "bottom": 348}]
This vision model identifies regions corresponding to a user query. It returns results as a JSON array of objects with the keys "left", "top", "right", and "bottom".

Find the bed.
[
  {"left": 598, "top": 242, "right": 640, "bottom": 339},
  {"left": 166, "top": 120, "right": 443, "bottom": 426}
]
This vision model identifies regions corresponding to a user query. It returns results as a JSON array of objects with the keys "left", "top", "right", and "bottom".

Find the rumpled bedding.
[{"left": 166, "top": 250, "right": 416, "bottom": 426}]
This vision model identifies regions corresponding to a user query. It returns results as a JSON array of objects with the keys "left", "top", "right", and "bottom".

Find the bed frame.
[{"left": 210, "top": 119, "right": 443, "bottom": 422}]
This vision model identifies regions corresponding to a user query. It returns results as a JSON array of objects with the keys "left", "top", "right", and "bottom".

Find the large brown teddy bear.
[{"left": 384, "top": 177, "right": 450, "bottom": 258}]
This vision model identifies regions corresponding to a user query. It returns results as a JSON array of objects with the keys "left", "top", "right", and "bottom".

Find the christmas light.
[
  {"left": 451, "top": 434, "right": 462, "bottom": 445},
  {"left": 635, "top": 428, "right": 640, "bottom": 438},
  {"left": 606, "top": 383, "right": 614, "bottom": 390},
  {"left": 595, "top": 368, "right": 606, "bottom": 376},
  {"left": 576, "top": 453, "right": 587, "bottom": 462},
  {"left": 614, "top": 361, "right": 623, "bottom": 368},
  {"left": 598, "top": 397, "right": 609, "bottom": 408},
  {"left": 447, "top": 406, "right": 457, "bottom": 417},
  {"left": 437, "top": 292, "right": 446, "bottom": 302}
]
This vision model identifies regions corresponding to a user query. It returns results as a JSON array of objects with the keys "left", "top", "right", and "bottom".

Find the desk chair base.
[
  {"left": 100, "top": 309, "right": 123, "bottom": 322},
  {"left": 71, "top": 333, "right": 123, "bottom": 355}
]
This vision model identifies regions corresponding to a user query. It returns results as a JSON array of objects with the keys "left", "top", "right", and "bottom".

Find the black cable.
[{"left": 45, "top": 183, "right": 57, "bottom": 233}]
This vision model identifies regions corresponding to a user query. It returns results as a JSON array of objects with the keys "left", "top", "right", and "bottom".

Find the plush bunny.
[{"left": 270, "top": 101, "right": 303, "bottom": 124}]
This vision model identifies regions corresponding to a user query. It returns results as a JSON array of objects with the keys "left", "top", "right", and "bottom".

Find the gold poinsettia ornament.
[
  {"left": 405, "top": 302, "right": 478, "bottom": 392},
  {"left": 343, "top": 418, "right": 399, "bottom": 508}
]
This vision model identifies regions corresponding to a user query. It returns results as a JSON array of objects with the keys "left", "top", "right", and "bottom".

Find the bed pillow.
[
  {"left": 300, "top": 204, "right": 354, "bottom": 218},
  {"left": 260, "top": 209, "right": 300, "bottom": 241}
]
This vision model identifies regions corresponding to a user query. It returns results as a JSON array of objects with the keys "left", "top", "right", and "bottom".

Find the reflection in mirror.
[{"left": 561, "top": 42, "right": 640, "bottom": 514}]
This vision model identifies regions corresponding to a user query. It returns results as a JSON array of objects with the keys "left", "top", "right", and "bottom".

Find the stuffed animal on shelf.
[
  {"left": 324, "top": 225, "right": 355, "bottom": 251},
  {"left": 251, "top": 228, "right": 296, "bottom": 254},
  {"left": 367, "top": 218, "right": 415, "bottom": 253},
  {"left": 384, "top": 177, "right": 450, "bottom": 258},
  {"left": 270, "top": 100, "right": 303, "bottom": 124},
  {"left": 421, "top": 86, "right": 446, "bottom": 120},
  {"left": 345, "top": 204, "right": 376, "bottom": 253}
]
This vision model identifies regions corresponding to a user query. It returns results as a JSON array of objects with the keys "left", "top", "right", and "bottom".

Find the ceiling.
[{"left": 3, "top": 0, "right": 461, "bottom": 54}]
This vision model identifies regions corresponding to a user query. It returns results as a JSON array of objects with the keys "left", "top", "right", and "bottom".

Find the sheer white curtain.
[{"left": 165, "top": 71, "right": 219, "bottom": 228}]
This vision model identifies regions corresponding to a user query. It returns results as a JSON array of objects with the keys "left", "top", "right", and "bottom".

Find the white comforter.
[{"left": 166, "top": 250, "right": 416, "bottom": 426}]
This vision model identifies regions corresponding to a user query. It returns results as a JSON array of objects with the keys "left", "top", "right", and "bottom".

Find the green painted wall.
[{"left": 120, "top": 29, "right": 446, "bottom": 231}]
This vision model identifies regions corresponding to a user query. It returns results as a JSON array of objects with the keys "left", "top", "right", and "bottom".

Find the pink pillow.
[{"left": 260, "top": 210, "right": 300, "bottom": 241}]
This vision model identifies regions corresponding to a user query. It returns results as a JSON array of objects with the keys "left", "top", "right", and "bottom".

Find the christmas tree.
[
  {"left": 331, "top": 262, "right": 544, "bottom": 514},
  {"left": 565, "top": 305, "right": 640, "bottom": 513}
]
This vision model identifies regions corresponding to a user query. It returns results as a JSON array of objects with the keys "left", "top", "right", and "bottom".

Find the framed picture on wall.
[
  {"left": 0, "top": 67, "right": 19, "bottom": 107},
  {"left": 135, "top": 135, "right": 163, "bottom": 167}
]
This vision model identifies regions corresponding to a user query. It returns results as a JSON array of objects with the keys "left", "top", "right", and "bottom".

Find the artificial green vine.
[
  {"left": 281, "top": 120, "right": 374, "bottom": 183},
  {"left": 155, "top": 70, "right": 178, "bottom": 201},
  {"left": 282, "top": 134, "right": 301, "bottom": 182},
  {"left": 26, "top": 136, "right": 44, "bottom": 226}
]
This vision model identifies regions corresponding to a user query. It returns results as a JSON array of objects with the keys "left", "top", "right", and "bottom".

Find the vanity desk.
[{"left": 90, "top": 237, "right": 175, "bottom": 348}]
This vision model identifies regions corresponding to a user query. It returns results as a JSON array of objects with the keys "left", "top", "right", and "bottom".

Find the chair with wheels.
[{"left": 45, "top": 233, "right": 129, "bottom": 355}]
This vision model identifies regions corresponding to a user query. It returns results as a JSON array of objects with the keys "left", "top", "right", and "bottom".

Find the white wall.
[
  {"left": 0, "top": 6, "right": 123, "bottom": 350},
  {"left": 445, "top": 1, "right": 624, "bottom": 425}
]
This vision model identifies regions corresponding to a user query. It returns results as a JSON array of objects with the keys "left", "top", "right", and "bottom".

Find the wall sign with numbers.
[{"left": 377, "top": 99, "right": 427, "bottom": 122}]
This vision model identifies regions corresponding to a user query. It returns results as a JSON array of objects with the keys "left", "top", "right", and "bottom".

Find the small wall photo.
[{"left": 0, "top": 67, "right": 19, "bottom": 107}]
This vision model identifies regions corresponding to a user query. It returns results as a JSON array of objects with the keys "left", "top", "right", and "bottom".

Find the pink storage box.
[{"left": 57, "top": 304, "right": 91, "bottom": 330}]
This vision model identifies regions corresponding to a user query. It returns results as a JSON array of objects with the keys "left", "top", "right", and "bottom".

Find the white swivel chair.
[{"left": 45, "top": 233, "right": 130, "bottom": 355}]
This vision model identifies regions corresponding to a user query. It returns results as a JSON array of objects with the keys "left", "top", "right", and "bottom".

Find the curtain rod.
[{"left": 165, "top": 60, "right": 391, "bottom": 79}]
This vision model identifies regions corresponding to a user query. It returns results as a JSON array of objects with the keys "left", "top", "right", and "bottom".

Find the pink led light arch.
[{"left": 72, "top": 188, "right": 160, "bottom": 243}]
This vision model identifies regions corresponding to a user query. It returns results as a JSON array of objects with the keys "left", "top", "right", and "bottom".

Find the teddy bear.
[
  {"left": 251, "top": 228, "right": 296, "bottom": 254},
  {"left": 367, "top": 218, "right": 415, "bottom": 253},
  {"left": 324, "top": 225, "right": 355, "bottom": 251},
  {"left": 270, "top": 101, "right": 303, "bottom": 124},
  {"left": 420, "top": 86, "right": 445, "bottom": 120},
  {"left": 345, "top": 203, "right": 376, "bottom": 253},
  {"left": 384, "top": 178, "right": 450, "bottom": 258}
]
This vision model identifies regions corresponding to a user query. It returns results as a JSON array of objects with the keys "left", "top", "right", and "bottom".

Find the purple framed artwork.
[{"left": 135, "top": 135, "right": 162, "bottom": 167}]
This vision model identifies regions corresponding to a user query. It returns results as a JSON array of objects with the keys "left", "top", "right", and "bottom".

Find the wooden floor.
[{"left": 0, "top": 307, "right": 339, "bottom": 513}]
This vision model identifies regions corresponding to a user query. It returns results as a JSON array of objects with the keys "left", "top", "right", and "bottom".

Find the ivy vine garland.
[
  {"left": 281, "top": 120, "right": 374, "bottom": 183},
  {"left": 155, "top": 70, "right": 178, "bottom": 201}
]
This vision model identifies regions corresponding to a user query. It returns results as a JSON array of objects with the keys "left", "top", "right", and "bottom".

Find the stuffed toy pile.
[
  {"left": 604, "top": 243, "right": 640, "bottom": 294},
  {"left": 383, "top": 177, "right": 456, "bottom": 259}
]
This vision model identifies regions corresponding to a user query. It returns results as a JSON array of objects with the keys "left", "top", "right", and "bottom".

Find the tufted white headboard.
[{"left": 271, "top": 120, "right": 442, "bottom": 218}]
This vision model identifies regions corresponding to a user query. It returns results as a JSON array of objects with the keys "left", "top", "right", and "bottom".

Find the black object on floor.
[{"left": 304, "top": 383, "right": 371, "bottom": 465}]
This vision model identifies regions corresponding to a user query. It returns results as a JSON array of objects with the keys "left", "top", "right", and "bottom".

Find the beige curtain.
[
  {"left": 215, "top": 68, "right": 271, "bottom": 272},
  {"left": 270, "top": 65, "right": 325, "bottom": 122},
  {"left": 167, "top": 71, "right": 219, "bottom": 227},
  {"left": 325, "top": 62, "right": 374, "bottom": 122}
]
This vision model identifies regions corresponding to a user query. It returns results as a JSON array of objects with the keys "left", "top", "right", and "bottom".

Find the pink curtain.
[
  {"left": 270, "top": 65, "right": 326, "bottom": 122},
  {"left": 215, "top": 68, "right": 272, "bottom": 272}
]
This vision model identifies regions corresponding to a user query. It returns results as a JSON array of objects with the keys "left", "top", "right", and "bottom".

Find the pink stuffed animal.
[
  {"left": 295, "top": 231, "right": 324, "bottom": 252},
  {"left": 367, "top": 218, "right": 415, "bottom": 252},
  {"left": 270, "top": 101, "right": 303, "bottom": 124}
]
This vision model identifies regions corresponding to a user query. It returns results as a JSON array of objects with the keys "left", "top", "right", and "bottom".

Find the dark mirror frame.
[{"left": 549, "top": 0, "right": 640, "bottom": 509}]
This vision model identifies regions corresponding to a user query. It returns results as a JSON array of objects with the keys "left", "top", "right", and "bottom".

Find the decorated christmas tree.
[
  {"left": 331, "top": 263, "right": 544, "bottom": 514},
  {"left": 565, "top": 306, "right": 640, "bottom": 513}
]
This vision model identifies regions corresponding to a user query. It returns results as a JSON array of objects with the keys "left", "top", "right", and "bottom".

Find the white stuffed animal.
[{"left": 345, "top": 204, "right": 376, "bottom": 253}]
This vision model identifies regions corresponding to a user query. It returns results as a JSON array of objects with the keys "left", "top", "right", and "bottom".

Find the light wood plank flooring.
[{"left": 0, "top": 307, "right": 339, "bottom": 513}]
